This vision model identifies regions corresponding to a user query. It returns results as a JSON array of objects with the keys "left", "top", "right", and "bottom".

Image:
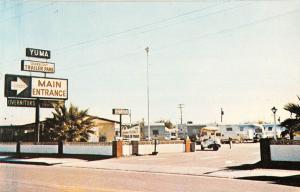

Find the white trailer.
[
  {"left": 238, "top": 125, "right": 255, "bottom": 142},
  {"left": 239, "top": 124, "right": 266, "bottom": 142},
  {"left": 262, "top": 124, "right": 285, "bottom": 139},
  {"left": 218, "top": 125, "right": 241, "bottom": 143}
]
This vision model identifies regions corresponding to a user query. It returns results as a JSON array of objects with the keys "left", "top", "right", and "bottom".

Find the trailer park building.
[{"left": 0, "top": 116, "right": 120, "bottom": 142}]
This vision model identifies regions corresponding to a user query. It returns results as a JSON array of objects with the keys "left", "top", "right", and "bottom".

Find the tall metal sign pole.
[
  {"left": 25, "top": 48, "right": 50, "bottom": 142},
  {"left": 4, "top": 48, "right": 68, "bottom": 143},
  {"left": 36, "top": 98, "right": 40, "bottom": 142},
  {"left": 145, "top": 47, "right": 150, "bottom": 141},
  {"left": 113, "top": 109, "right": 129, "bottom": 138}
]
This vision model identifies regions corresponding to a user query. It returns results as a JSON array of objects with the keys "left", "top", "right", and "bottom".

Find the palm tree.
[
  {"left": 280, "top": 102, "right": 300, "bottom": 140},
  {"left": 44, "top": 104, "right": 95, "bottom": 142}
]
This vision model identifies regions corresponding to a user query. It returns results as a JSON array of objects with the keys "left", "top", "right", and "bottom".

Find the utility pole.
[
  {"left": 178, "top": 104, "right": 184, "bottom": 137},
  {"left": 145, "top": 47, "right": 150, "bottom": 141},
  {"left": 129, "top": 109, "right": 132, "bottom": 126},
  {"left": 178, "top": 104, "right": 184, "bottom": 125}
]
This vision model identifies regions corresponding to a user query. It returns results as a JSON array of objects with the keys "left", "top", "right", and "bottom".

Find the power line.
[
  {"left": 0, "top": 2, "right": 22, "bottom": 13},
  {"left": 153, "top": 8, "right": 300, "bottom": 53},
  {"left": 2, "top": 5, "right": 298, "bottom": 74},
  {"left": 137, "top": 2, "right": 252, "bottom": 35},
  {"left": 0, "top": 2, "right": 224, "bottom": 69},
  {"left": 0, "top": 3, "right": 53, "bottom": 24},
  {"left": 58, "top": 8, "right": 300, "bottom": 73},
  {"left": 52, "top": 2, "right": 225, "bottom": 52}
]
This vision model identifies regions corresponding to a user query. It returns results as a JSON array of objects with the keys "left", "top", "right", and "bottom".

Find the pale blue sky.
[{"left": 1, "top": 1, "right": 300, "bottom": 125}]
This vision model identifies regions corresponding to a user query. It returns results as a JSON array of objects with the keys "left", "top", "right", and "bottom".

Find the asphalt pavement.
[{"left": 1, "top": 143, "right": 299, "bottom": 179}]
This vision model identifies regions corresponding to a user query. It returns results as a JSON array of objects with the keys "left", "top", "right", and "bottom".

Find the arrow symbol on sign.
[{"left": 11, "top": 77, "right": 28, "bottom": 95}]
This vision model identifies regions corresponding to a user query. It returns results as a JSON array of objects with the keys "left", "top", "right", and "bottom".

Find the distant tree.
[
  {"left": 155, "top": 120, "right": 175, "bottom": 129},
  {"left": 280, "top": 100, "right": 300, "bottom": 140},
  {"left": 44, "top": 104, "right": 95, "bottom": 142},
  {"left": 257, "top": 120, "right": 265, "bottom": 124},
  {"left": 164, "top": 120, "right": 175, "bottom": 129}
]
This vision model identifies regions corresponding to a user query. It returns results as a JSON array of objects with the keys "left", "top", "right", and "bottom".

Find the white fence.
[
  {"left": 0, "top": 142, "right": 113, "bottom": 156},
  {"left": 122, "top": 144, "right": 132, "bottom": 156},
  {"left": 0, "top": 141, "right": 188, "bottom": 157},
  {"left": 0, "top": 143, "right": 17, "bottom": 153},
  {"left": 138, "top": 141, "right": 185, "bottom": 155},
  {"left": 271, "top": 144, "right": 300, "bottom": 162},
  {"left": 21, "top": 143, "right": 58, "bottom": 154},
  {"left": 63, "top": 143, "right": 112, "bottom": 156}
]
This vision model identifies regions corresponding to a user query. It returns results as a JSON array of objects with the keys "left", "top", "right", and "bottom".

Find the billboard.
[
  {"left": 5, "top": 74, "right": 68, "bottom": 100},
  {"left": 112, "top": 108, "right": 129, "bottom": 115}
]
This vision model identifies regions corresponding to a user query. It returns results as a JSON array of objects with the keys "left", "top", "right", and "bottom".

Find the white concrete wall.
[
  {"left": 122, "top": 144, "right": 132, "bottom": 156},
  {"left": 138, "top": 143, "right": 185, "bottom": 155},
  {"left": 0, "top": 143, "right": 17, "bottom": 153},
  {"left": 157, "top": 143, "right": 185, "bottom": 153},
  {"left": 271, "top": 145, "right": 300, "bottom": 162},
  {"left": 139, "top": 144, "right": 154, "bottom": 155},
  {"left": 21, "top": 144, "right": 58, "bottom": 154},
  {"left": 63, "top": 144, "right": 112, "bottom": 156}
]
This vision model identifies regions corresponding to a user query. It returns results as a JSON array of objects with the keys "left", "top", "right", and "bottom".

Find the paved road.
[
  {"left": 0, "top": 143, "right": 299, "bottom": 192},
  {"left": 60, "top": 142, "right": 262, "bottom": 177},
  {"left": 0, "top": 164, "right": 298, "bottom": 192}
]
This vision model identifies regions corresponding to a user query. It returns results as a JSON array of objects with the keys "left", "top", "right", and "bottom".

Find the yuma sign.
[
  {"left": 5, "top": 74, "right": 68, "bottom": 100},
  {"left": 26, "top": 48, "right": 51, "bottom": 59},
  {"left": 21, "top": 60, "right": 55, "bottom": 73}
]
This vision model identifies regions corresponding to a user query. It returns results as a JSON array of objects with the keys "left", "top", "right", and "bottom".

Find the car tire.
[{"left": 213, "top": 145, "right": 219, "bottom": 151}]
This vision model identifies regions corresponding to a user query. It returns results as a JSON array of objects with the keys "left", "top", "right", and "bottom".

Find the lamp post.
[
  {"left": 145, "top": 47, "right": 150, "bottom": 141},
  {"left": 221, "top": 108, "right": 224, "bottom": 123},
  {"left": 271, "top": 106, "right": 277, "bottom": 140}
]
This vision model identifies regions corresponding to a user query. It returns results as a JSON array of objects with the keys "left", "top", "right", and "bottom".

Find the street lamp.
[
  {"left": 145, "top": 47, "right": 150, "bottom": 141},
  {"left": 221, "top": 108, "right": 224, "bottom": 123},
  {"left": 271, "top": 106, "right": 277, "bottom": 140}
]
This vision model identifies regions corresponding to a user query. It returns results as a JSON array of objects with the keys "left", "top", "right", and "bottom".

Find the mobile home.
[
  {"left": 262, "top": 124, "right": 285, "bottom": 139},
  {"left": 218, "top": 124, "right": 241, "bottom": 143},
  {"left": 239, "top": 124, "right": 266, "bottom": 142}
]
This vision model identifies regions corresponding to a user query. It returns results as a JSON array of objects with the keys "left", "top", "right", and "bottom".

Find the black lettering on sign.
[{"left": 26, "top": 48, "right": 51, "bottom": 59}]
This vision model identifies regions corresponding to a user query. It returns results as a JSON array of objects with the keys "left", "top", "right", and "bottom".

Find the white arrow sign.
[{"left": 11, "top": 77, "right": 28, "bottom": 95}]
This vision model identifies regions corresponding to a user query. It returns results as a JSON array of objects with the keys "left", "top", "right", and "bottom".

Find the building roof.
[
  {"left": 90, "top": 116, "right": 120, "bottom": 124},
  {"left": 0, "top": 116, "right": 120, "bottom": 129}
]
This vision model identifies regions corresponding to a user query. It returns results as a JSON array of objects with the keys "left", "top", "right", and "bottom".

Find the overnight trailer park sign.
[
  {"left": 5, "top": 74, "right": 68, "bottom": 100},
  {"left": 21, "top": 60, "right": 55, "bottom": 73}
]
